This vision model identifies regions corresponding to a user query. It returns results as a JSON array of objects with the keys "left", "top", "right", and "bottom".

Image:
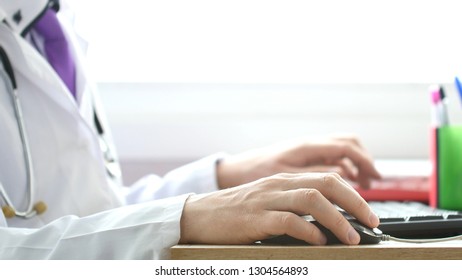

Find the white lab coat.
[{"left": 0, "top": 3, "right": 222, "bottom": 259}]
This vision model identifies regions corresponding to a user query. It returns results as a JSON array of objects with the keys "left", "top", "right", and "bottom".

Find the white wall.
[
  {"left": 72, "top": 0, "right": 462, "bottom": 85},
  {"left": 98, "top": 82, "right": 461, "bottom": 184}
]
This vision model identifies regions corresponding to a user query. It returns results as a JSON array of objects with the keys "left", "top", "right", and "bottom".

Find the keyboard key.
[
  {"left": 379, "top": 217, "right": 406, "bottom": 223},
  {"left": 447, "top": 214, "right": 462, "bottom": 219},
  {"left": 408, "top": 215, "right": 444, "bottom": 221},
  {"left": 368, "top": 201, "right": 462, "bottom": 238}
]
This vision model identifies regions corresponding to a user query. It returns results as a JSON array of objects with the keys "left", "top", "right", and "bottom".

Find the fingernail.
[{"left": 348, "top": 228, "right": 360, "bottom": 244}]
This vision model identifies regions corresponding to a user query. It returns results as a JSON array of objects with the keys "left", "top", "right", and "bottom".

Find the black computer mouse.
[{"left": 261, "top": 215, "right": 383, "bottom": 245}]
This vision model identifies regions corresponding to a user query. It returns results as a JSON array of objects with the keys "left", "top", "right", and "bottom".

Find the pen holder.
[{"left": 430, "top": 125, "right": 462, "bottom": 210}]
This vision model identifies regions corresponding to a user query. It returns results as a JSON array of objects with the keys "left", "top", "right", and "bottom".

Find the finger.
[
  {"left": 271, "top": 172, "right": 353, "bottom": 193},
  {"left": 285, "top": 158, "right": 372, "bottom": 190},
  {"left": 318, "top": 173, "right": 379, "bottom": 228},
  {"left": 331, "top": 134, "right": 364, "bottom": 149},
  {"left": 282, "top": 165, "right": 345, "bottom": 176},
  {"left": 295, "top": 140, "right": 380, "bottom": 182},
  {"left": 261, "top": 211, "right": 328, "bottom": 245},
  {"left": 324, "top": 143, "right": 381, "bottom": 181},
  {"left": 333, "top": 158, "right": 358, "bottom": 181},
  {"left": 306, "top": 200, "right": 361, "bottom": 245},
  {"left": 334, "top": 157, "right": 375, "bottom": 189},
  {"left": 276, "top": 173, "right": 379, "bottom": 229},
  {"left": 355, "top": 173, "right": 373, "bottom": 190},
  {"left": 266, "top": 188, "right": 361, "bottom": 245}
]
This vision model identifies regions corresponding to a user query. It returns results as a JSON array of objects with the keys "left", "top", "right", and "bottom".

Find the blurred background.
[{"left": 66, "top": 0, "right": 462, "bottom": 185}]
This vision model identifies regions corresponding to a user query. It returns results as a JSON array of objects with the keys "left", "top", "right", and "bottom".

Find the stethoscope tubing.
[{"left": 0, "top": 46, "right": 38, "bottom": 218}]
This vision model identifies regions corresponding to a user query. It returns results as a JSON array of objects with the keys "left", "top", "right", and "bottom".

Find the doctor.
[{"left": 0, "top": 0, "right": 381, "bottom": 259}]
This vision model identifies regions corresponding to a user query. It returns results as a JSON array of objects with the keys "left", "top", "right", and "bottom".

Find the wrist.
[
  {"left": 179, "top": 193, "right": 211, "bottom": 244},
  {"left": 179, "top": 194, "right": 195, "bottom": 244}
]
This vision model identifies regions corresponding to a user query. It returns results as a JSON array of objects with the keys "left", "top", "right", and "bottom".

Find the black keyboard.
[{"left": 369, "top": 201, "right": 462, "bottom": 238}]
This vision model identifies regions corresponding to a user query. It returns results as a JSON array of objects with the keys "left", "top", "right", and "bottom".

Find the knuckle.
[
  {"left": 337, "top": 143, "right": 351, "bottom": 156},
  {"left": 333, "top": 213, "right": 346, "bottom": 229},
  {"left": 272, "top": 172, "right": 293, "bottom": 179},
  {"left": 300, "top": 188, "right": 322, "bottom": 205},
  {"left": 261, "top": 173, "right": 296, "bottom": 189},
  {"left": 263, "top": 173, "right": 288, "bottom": 185},
  {"left": 278, "top": 212, "right": 296, "bottom": 229},
  {"left": 321, "top": 172, "right": 341, "bottom": 190},
  {"left": 354, "top": 197, "right": 369, "bottom": 213},
  {"left": 307, "top": 224, "right": 319, "bottom": 238}
]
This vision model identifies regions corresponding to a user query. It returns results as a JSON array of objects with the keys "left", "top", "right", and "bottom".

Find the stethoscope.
[
  {"left": 0, "top": 43, "right": 122, "bottom": 219},
  {"left": 0, "top": 46, "right": 47, "bottom": 219}
]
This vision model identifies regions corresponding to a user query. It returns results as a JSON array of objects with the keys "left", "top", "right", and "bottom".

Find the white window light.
[{"left": 68, "top": 0, "right": 462, "bottom": 84}]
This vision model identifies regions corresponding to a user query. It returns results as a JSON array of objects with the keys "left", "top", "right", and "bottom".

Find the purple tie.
[{"left": 33, "top": 8, "right": 76, "bottom": 98}]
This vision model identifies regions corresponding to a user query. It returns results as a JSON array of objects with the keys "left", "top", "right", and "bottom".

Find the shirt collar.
[{"left": 0, "top": 0, "right": 51, "bottom": 35}]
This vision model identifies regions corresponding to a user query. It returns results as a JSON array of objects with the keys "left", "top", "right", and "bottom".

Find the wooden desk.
[{"left": 170, "top": 240, "right": 462, "bottom": 260}]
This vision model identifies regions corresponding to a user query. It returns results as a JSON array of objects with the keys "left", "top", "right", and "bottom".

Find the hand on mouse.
[
  {"left": 179, "top": 172, "right": 380, "bottom": 246},
  {"left": 216, "top": 135, "right": 381, "bottom": 190}
]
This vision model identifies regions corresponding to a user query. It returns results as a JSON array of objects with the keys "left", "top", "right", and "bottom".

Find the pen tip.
[{"left": 439, "top": 86, "right": 446, "bottom": 99}]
